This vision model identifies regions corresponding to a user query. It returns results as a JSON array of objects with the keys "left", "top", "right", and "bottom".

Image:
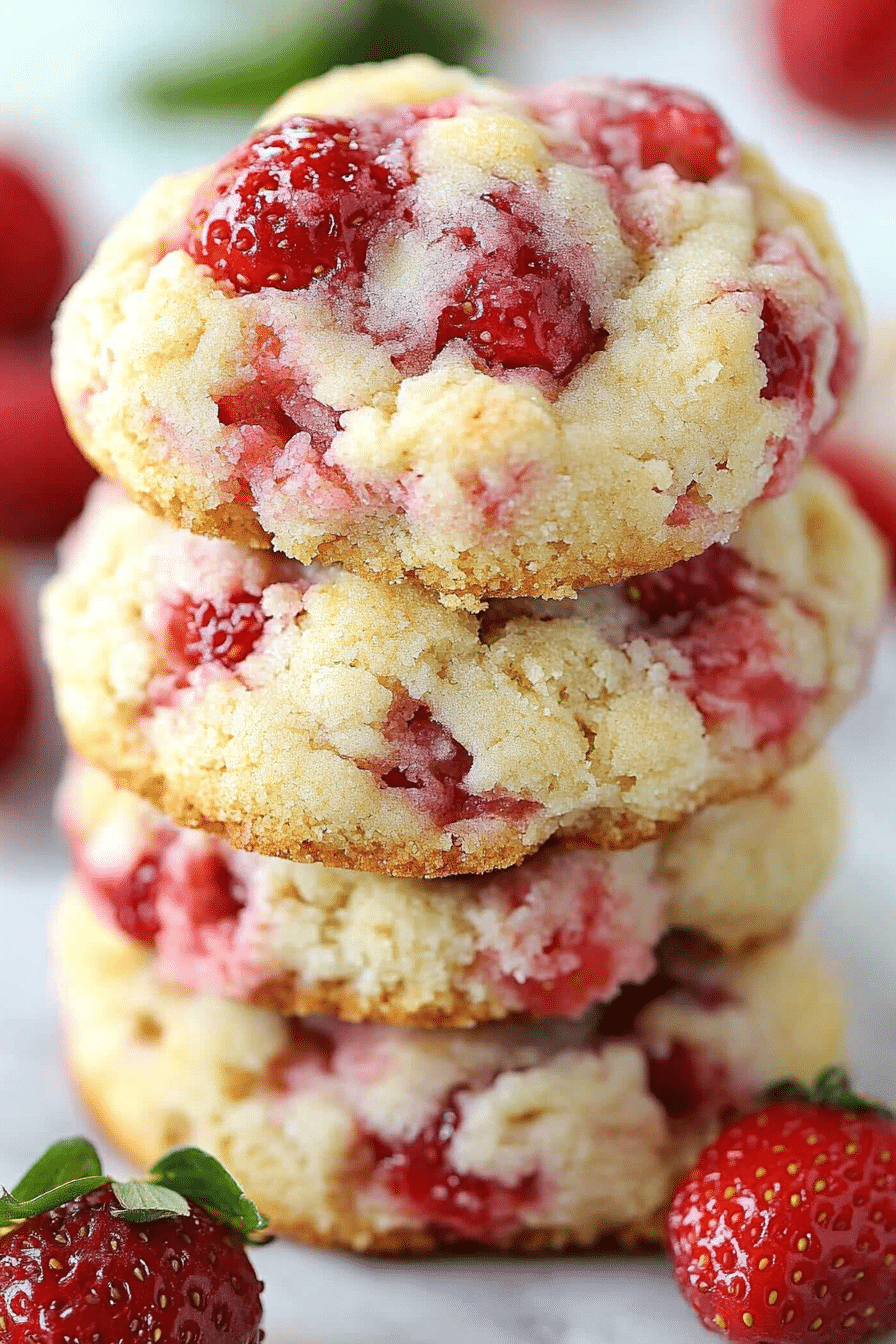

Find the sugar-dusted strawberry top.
[
  {"left": 43, "top": 466, "right": 884, "bottom": 877},
  {"left": 54, "top": 56, "right": 863, "bottom": 602}
]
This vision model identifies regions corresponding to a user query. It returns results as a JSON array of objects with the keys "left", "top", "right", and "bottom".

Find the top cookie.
[{"left": 53, "top": 57, "right": 861, "bottom": 604}]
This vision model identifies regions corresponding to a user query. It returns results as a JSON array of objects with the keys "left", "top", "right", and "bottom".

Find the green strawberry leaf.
[
  {"left": 139, "top": 0, "right": 487, "bottom": 114},
  {"left": 762, "top": 1067, "right": 896, "bottom": 1119},
  {"left": 150, "top": 1147, "right": 268, "bottom": 1237},
  {"left": 0, "top": 1138, "right": 110, "bottom": 1223},
  {"left": 11, "top": 1137, "right": 103, "bottom": 1202},
  {"left": 0, "top": 1176, "right": 111, "bottom": 1223},
  {"left": 110, "top": 1179, "right": 192, "bottom": 1222}
]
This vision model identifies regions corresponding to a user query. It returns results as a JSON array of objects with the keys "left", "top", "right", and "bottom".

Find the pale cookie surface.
[
  {"left": 41, "top": 465, "right": 884, "bottom": 876},
  {"left": 61, "top": 757, "right": 839, "bottom": 1025},
  {"left": 52, "top": 57, "right": 861, "bottom": 603},
  {"left": 57, "top": 889, "right": 844, "bottom": 1253}
]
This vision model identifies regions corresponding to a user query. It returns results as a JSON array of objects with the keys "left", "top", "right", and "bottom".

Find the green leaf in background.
[{"left": 140, "top": 0, "right": 488, "bottom": 114}]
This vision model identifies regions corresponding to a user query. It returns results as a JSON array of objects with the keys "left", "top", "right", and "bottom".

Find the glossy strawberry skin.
[
  {"left": 0, "top": 590, "right": 32, "bottom": 769},
  {"left": 0, "top": 1184, "right": 263, "bottom": 1344},
  {"left": 0, "top": 157, "right": 67, "bottom": 335},
  {"left": 185, "top": 115, "right": 413, "bottom": 295},
  {"left": 668, "top": 1100, "right": 896, "bottom": 1343},
  {"left": 773, "top": 0, "right": 896, "bottom": 122}
]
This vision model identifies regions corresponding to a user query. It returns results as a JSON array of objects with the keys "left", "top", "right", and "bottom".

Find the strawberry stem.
[{"left": 762, "top": 1066, "right": 895, "bottom": 1118}]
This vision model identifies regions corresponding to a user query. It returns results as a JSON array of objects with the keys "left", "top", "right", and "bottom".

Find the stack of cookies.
[{"left": 42, "top": 57, "right": 887, "bottom": 1252}]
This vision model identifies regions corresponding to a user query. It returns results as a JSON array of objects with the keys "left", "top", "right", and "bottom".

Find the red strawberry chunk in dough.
[
  {"left": 598, "top": 945, "right": 742, "bottom": 1123},
  {"left": 645, "top": 1041, "right": 737, "bottom": 1122},
  {"left": 82, "top": 849, "right": 164, "bottom": 945},
  {"left": 532, "top": 82, "right": 735, "bottom": 182},
  {"left": 372, "top": 695, "right": 540, "bottom": 830},
  {"left": 677, "top": 606, "right": 820, "bottom": 748},
  {"left": 0, "top": 1183, "right": 263, "bottom": 1344},
  {"left": 625, "top": 544, "right": 759, "bottom": 619},
  {"left": 757, "top": 296, "right": 818, "bottom": 497},
  {"left": 480, "top": 852, "right": 659, "bottom": 1018},
  {"left": 266, "top": 1020, "right": 336, "bottom": 1092},
  {"left": 625, "top": 546, "right": 819, "bottom": 749},
  {"left": 76, "top": 827, "right": 245, "bottom": 947},
  {"left": 166, "top": 849, "right": 245, "bottom": 929},
  {"left": 166, "top": 589, "right": 266, "bottom": 672},
  {"left": 753, "top": 234, "right": 858, "bottom": 500},
  {"left": 434, "top": 193, "right": 602, "bottom": 380},
  {"left": 185, "top": 115, "right": 415, "bottom": 294},
  {"left": 369, "top": 1092, "right": 539, "bottom": 1239}
]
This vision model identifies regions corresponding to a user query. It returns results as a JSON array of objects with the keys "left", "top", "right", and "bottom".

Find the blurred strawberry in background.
[
  {"left": 0, "top": 154, "right": 95, "bottom": 546},
  {"left": 816, "top": 322, "right": 896, "bottom": 569},
  {"left": 0, "top": 343, "right": 96, "bottom": 545},
  {"left": 0, "top": 157, "right": 66, "bottom": 336},
  {"left": 773, "top": 0, "right": 896, "bottom": 121}
]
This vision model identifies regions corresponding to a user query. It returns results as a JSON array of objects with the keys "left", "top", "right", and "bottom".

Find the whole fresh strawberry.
[
  {"left": 772, "top": 0, "right": 896, "bottom": 122},
  {"left": 0, "top": 581, "right": 32, "bottom": 768},
  {"left": 668, "top": 1068, "right": 896, "bottom": 1343},
  {"left": 0, "top": 156, "right": 68, "bottom": 335},
  {"left": 0, "top": 1137, "right": 267, "bottom": 1343}
]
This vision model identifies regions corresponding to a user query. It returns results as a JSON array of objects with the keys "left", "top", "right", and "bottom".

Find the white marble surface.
[{"left": 1, "top": 0, "right": 895, "bottom": 1339}]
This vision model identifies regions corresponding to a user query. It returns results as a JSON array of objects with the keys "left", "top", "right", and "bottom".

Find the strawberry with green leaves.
[
  {"left": 0, "top": 1138, "right": 267, "bottom": 1343},
  {"left": 668, "top": 1069, "right": 896, "bottom": 1343}
]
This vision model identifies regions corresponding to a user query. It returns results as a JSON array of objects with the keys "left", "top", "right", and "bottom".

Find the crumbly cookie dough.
[
  {"left": 61, "top": 757, "right": 839, "bottom": 1025},
  {"left": 57, "top": 889, "right": 844, "bottom": 1253},
  {"left": 41, "top": 466, "right": 884, "bottom": 876},
  {"left": 53, "top": 57, "right": 861, "bottom": 603}
]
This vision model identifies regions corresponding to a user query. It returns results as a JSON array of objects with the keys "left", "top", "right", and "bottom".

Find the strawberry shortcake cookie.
[
  {"left": 41, "top": 464, "right": 885, "bottom": 875},
  {"left": 53, "top": 57, "right": 861, "bottom": 604},
  {"left": 57, "top": 887, "right": 844, "bottom": 1253},
  {"left": 61, "top": 757, "right": 839, "bottom": 1025}
]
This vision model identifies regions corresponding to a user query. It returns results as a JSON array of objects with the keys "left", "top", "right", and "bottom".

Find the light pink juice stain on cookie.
[
  {"left": 624, "top": 544, "right": 821, "bottom": 748},
  {"left": 474, "top": 849, "right": 662, "bottom": 1017}
]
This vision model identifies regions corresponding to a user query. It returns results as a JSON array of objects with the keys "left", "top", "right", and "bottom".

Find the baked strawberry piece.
[
  {"left": 58, "top": 887, "right": 844, "bottom": 1252},
  {"left": 0, "top": 156, "right": 67, "bottom": 336},
  {"left": 54, "top": 56, "right": 861, "bottom": 602},
  {"left": 0, "top": 1137, "right": 266, "bottom": 1344},
  {"left": 773, "top": 0, "right": 896, "bottom": 122},
  {"left": 669, "top": 1069, "right": 896, "bottom": 1343},
  {"left": 0, "top": 343, "right": 96, "bottom": 543}
]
